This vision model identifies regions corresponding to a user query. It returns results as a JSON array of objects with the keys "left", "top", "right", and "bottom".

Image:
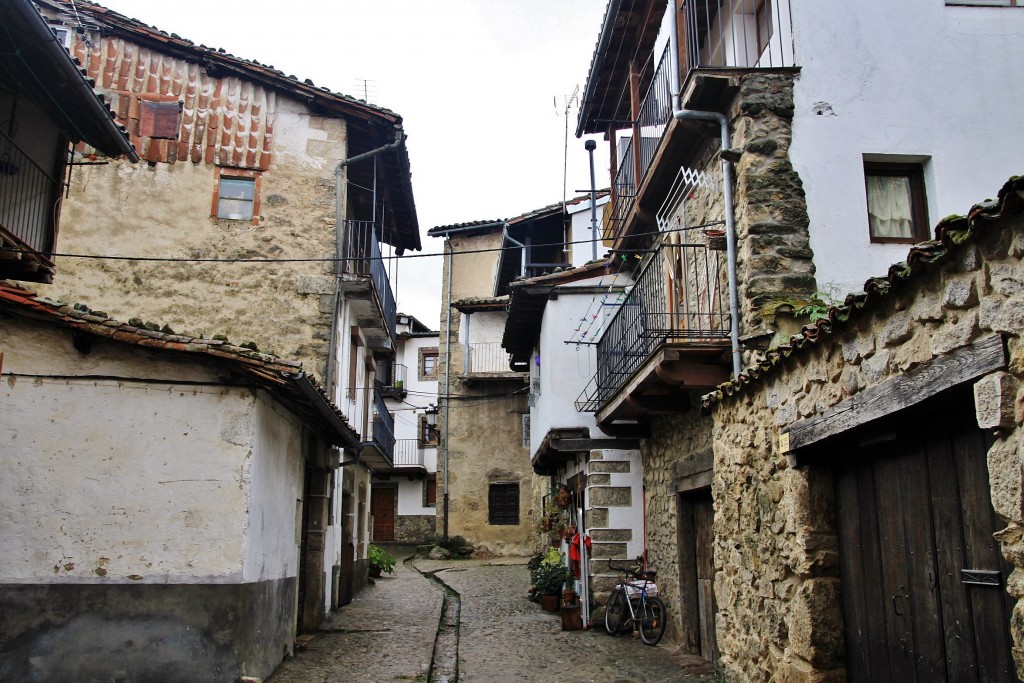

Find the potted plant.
[
  {"left": 368, "top": 544, "right": 396, "bottom": 578},
  {"left": 533, "top": 555, "right": 571, "bottom": 612}
]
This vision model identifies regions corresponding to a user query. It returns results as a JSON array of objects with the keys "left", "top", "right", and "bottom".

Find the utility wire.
[{"left": 0, "top": 221, "right": 725, "bottom": 265}]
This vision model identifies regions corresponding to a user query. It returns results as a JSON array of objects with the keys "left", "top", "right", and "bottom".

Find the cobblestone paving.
[
  {"left": 418, "top": 558, "right": 715, "bottom": 683},
  {"left": 267, "top": 546, "right": 442, "bottom": 683},
  {"left": 268, "top": 552, "right": 714, "bottom": 683}
]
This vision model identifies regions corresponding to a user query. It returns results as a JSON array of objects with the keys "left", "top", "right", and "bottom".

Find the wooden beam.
[
  {"left": 782, "top": 335, "right": 1006, "bottom": 457},
  {"left": 655, "top": 360, "right": 730, "bottom": 388}
]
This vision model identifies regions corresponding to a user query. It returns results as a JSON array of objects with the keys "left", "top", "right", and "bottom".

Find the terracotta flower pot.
[{"left": 540, "top": 594, "right": 560, "bottom": 612}]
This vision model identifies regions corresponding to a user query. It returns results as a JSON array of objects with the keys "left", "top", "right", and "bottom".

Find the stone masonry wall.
[
  {"left": 730, "top": 72, "right": 818, "bottom": 335},
  {"left": 40, "top": 104, "right": 346, "bottom": 380},
  {"left": 709, "top": 210, "right": 1024, "bottom": 681},
  {"left": 435, "top": 231, "right": 532, "bottom": 556},
  {"left": 643, "top": 407, "right": 714, "bottom": 650},
  {"left": 394, "top": 515, "right": 436, "bottom": 544}
]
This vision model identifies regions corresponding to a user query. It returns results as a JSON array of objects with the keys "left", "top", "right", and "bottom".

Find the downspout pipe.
[
  {"left": 672, "top": 109, "right": 742, "bottom": 378},
  {"left": 443, "top": 247, "right": 454, "bottom": 543},
  {"left": 326, "top": 125, "right": 405, "bottom": 393}
]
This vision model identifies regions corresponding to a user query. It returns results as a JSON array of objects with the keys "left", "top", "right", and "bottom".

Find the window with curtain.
[{"left": 864, "top": 162, "right": 928, "bottom": 243}]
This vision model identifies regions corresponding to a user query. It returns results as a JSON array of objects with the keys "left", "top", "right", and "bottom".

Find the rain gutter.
[{"left": 672, "top": 108, "right": 742, "bottom": 378}]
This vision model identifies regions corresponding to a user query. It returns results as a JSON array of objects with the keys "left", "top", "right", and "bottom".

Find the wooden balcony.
[{"left": 577, "top": 241, "right": 731, "bottom": 430}]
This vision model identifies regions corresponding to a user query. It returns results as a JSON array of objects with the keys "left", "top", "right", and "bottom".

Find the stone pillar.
[{"left": 731, "top": 73, "right": 818, "bottom": 335}]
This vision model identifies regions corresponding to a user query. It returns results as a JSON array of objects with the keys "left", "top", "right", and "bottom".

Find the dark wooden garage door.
[
  {"left": 834, "top": 399, "right": 1017, "bottom": 682},
  {"left": 371, "top": 487, "right": 395, "bottom": 542}
]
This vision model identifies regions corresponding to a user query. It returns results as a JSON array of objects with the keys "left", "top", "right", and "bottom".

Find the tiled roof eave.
[{"left": 0, "top": 283, "right": 360, "bottom": 450}]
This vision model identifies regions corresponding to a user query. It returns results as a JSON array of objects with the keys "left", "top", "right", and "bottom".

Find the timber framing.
[{"left": 781, "top": 334, "right": 1007, "bottom": 465}]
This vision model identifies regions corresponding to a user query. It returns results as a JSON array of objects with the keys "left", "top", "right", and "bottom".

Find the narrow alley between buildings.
[{"left": 267, "top": 546, "right": 714, "bottom": 683}]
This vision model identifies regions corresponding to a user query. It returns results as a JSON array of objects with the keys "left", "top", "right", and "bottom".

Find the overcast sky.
[{"left": 92, "top": 0, "right": 611, "bottom": 327}]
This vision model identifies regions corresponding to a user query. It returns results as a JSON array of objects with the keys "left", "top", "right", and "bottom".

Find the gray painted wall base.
[{"left": 0, "top": 577, "right": 297, "bottom": 683}]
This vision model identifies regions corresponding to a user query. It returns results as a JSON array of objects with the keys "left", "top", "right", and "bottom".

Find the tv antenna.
[
  {"left": 556, "top": 85, "right": 580, "bottom": 214},
  {"left": 354, "top": 78, "right": 377, "bottom": 104}
]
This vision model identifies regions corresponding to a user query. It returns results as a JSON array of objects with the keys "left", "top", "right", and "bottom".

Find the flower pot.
[
  {"left": 705, "top": 230, "right": 727, "bottom": 251},
  {"left": 540, "top": 594, "right": 560, "bottom": 612},
  {"left": 560, "top": 603, "right": 583, "bottom": 631}
]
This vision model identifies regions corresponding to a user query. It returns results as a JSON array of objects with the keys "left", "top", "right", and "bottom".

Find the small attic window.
[
  {"left": 213, "top": 167, "right": 261, "bottom": 223},
  {"left": 49, "top": 25, "right": 71, "bottom": 49},
  {"left": 139, "top": 100, "right": 182, "bottom": 140}
]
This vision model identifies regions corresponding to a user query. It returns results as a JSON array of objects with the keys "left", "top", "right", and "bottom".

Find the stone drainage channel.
[{"left": 413, "top": 558, "right": 461, "bottom": 683}]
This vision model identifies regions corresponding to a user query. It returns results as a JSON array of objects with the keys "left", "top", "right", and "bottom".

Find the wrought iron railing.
[
  {"left": 369, "top": 387, "right": 396, "bottom": 463},
  {"left": 377, "top": 362, "right": 408, "bottom": 398},
  {"left": 608, "top": 1, "right": 795, "bottom": 239},
  {"left": 682, "top": 0, "right": 795, "bottom": 73},
  {"left": 611, "top": 44, "right": 673, "bottom": 236},
  {"left": 465, "top": 341, "right": 514, "bottom": 374},
  {"left": 576, "top": 238, "right": 729, "bottom": 412},
  {"left": 0, "top": 130, "right": 62, "bottom": 254},
  {"left": 345, "top": 220, "right": 397, "bottom": 341},
  {"left": 393, "top": 439, "right": 426, "bottom": 468}
]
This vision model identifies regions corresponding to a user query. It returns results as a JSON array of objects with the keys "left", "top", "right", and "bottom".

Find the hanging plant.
[{"left": 555, "top": 484, "right": 572, "bottom": 509}]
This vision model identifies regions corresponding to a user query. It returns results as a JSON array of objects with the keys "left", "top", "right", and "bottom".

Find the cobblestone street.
[{"left": 268, "top": 547, "right": 714, "bottom": 683}]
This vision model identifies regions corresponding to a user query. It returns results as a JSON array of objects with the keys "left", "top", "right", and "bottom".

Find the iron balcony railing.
[
  {"left": 611, "top": 43, "right": 672, "bottom": 237},
  {"left": 576, "top": 236, "right": 730, "bottom": 412},
  {"left": 345, "top": 220, "right": 397, "bottom": 341},
  {"left": 609, "top": 1, "right": 794, "bottom": 239},
  {"left": 465, "top": 341, "right": 514, "bottom": 374},
  {"left": 393, "top": 439, "right": 427, "bottom": 468},
  {"left": 369, "top": 387, "right": 396, "bottom": 463},
  {"left": 0, "top": 130, "right": 62, "bottom": 254},
  {"left": 377, "top": 362, "right": 408, "bottom": 398},
  {"left": 682, "top": 0, "right": 794, "bottom": 74}
]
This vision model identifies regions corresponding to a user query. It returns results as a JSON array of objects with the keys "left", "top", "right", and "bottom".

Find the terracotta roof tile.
[
  {"left": 701, "top": 175, "right": 1024, "bottom": 410},
  {"left": 0, "top": 283, "right": 359, "bottom": 449},
  {"left": 429, "top": 191, "right": 610, "bottom": 236}
]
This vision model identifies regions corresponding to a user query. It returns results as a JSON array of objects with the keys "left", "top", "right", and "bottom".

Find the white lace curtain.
[{"left": 866, "top": 174, "right": 913, "bottom": 239}]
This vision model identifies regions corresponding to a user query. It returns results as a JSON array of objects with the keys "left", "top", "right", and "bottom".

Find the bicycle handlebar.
[{"left": 607, "top": 557, "right": 657, "bottom": 580}]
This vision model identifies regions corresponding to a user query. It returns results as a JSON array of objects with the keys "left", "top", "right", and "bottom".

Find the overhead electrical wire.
[{"left": 0, "top": 221, "right": 725, "bottom": 265}]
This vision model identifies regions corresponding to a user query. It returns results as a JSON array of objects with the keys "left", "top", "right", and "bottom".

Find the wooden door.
[
  {"left": 693, "top": 490, "right": 719, "bottom": 662},
  {"left": 834, "top": 398, "right": 1017, "bottom": 682},
  {"left": 371, "top": 486, "right": 395, "bottom": 542},
  {"left": 678, "top": 488, "right": 719, "bottom": 661}
]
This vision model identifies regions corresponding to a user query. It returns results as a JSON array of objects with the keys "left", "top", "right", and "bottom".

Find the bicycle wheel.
[
  {"left": 603, "top": 588, "right": 627, "bottom": 636},
  {"left": 638, "top": 596, "right": 666, "bottom": 645}
]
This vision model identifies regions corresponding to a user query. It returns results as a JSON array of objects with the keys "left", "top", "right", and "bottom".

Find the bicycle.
[{"left": 603, "top": 558, "right": 667, "bottom": 645}]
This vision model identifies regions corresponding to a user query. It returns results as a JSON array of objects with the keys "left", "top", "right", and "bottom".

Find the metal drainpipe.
[
  {"left": 326, "top": 125, "right": 405, "bottom": 394},
  {"left": 442, "top": 246, "right": 454, "bottom": 543},
  {"left": 672, "top": 109, "right": 742, "bottom": 378},
  {"left": 463, "top": 312, "right": 471, "bottom": 374},
  {"left": 586, "top": 139, "right": 599, "bottom": 261}
]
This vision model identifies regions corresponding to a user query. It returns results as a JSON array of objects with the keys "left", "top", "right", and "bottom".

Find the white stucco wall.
[
  {"left": 242, "top": 398, "right": 306, "bottom": 583},
  {"left": 531, "top": 271, "right": 631, "bottom": 450},
  {"left": 599, "top": 450, "right": 646, "bottom": 561},
  {"left": 388, "top": 325, "right": 439, "bottom": 517},
  {"left": 0, "top": 321, "right": 271, "bottom": 583},
  {"left": 567, "top": 196, "right": 610, "bottom": 268},
  {"left": 463, "top": 310, "right": 506, "bottom": 346},
  {"left": 789, "top": 0, "right": 1024, "bottom": 297}
]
